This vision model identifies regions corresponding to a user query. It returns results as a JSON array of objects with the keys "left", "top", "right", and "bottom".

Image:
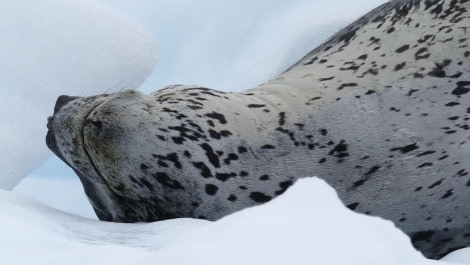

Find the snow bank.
[
  {"left": 0, "top": 0, "right": 158, "bottom": 189},
  {"left": 143, "top": 178, "right": 448, "bottom": 265},
  {"left": 4, "top": 177, "right": 457, "bottom": 265},
  {"left": 0, "top": 188, "right": 208, "bottom": 265}
]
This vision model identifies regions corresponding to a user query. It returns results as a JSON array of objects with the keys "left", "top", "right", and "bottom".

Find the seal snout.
[
  {"left": 46, "top": 95, "right": 81, "bottom": 155},
  {"left": 54, "top": 95, "right": 80, "bottom": 114}
]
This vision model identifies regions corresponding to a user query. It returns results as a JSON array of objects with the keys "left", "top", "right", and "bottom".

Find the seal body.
[{"left": 47, "top": 0, "right": 470, "bottom": 259}]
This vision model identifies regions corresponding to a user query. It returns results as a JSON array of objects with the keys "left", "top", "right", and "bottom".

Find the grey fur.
[{"left": 46, "top": 0, "right": 470, "bottom": 259}]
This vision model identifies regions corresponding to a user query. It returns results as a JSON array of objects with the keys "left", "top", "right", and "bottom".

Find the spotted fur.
[{"left": 46, "top": 0, "right": 470, "bottom": 259}]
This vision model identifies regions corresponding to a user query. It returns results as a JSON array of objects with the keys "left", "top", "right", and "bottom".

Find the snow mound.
[
  {"left": 144, "top": 178, "right": 448, "bottom": 265},
  {"left": 0, "top": 188, "right": 208, "bottom": 265},
  {"left": 0, "top": 0, "right": 158, "bottom": 189},
  {"left": 3, "top": 175, "right": 463, "bottom": 265}
]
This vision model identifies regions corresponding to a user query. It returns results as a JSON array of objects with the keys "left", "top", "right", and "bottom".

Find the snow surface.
[
  {"left": 142, "top": 178, "right": 444, "bottom": 265},
  {"left": 0, "top": 0, "right": 158, "bottom": 189},
  {"left": 3, "top": 0, "right": 470, "bottom": 264},
  {"left": 4, "top": 177, "right": 460, "bottom": 265}
]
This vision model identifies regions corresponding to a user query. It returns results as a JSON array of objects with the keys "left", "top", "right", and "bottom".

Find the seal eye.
[
  {"left": 91, "top": 120, "right": 103, "bottom": 129},
  {"left": 85, "top": 119, "right": 103, "bottom": 129}
]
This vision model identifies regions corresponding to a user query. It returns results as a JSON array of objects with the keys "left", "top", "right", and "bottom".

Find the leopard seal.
[{"left": 46, "top": 0, "right": 470, "bottom": 259}]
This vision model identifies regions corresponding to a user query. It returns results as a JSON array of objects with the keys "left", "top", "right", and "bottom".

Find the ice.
[
  {"left": 3, "top": 177, "right": 458, "bottom": 265},
  {"left": 0, "top": 0, "right": 158, "bottom": 189},
  {"left": 141, "top": 178, "right": 448, "bottom": 265},
  {"left": 0, "top": 188, "right": 208, "bottom": 265}
]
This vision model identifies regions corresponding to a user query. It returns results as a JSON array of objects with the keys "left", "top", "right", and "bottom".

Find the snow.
[
  {"left": 0, "top": 0, "right": 158, "bottom": 189},
  {"left": 142, "top": 178, "right": 447, "bottom": 265},
  {"left": 2, "top": 0, "right": 470, "bottom": 264},
  {"left": 0, "top": 187, "right": 207, "bottom": 265},
  {"left": 4, "top": 177, "right": 460, "bottom": 265}
]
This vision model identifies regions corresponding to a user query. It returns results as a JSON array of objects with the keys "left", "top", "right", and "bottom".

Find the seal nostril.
[
  {"left": 54, "top": 95, "right": 80, "bottom": 114},
  {"left": 47, "top": 116, "right": 54, "bottom": 130}
]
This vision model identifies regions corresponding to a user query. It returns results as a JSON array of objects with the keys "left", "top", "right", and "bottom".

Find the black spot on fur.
[
  {"left": 166, "top": 153, "right": 182, "bottom": 169},
  {"left": 171, "top": 136, "right": 185, "bottom": 144},
  {"left": 428, "top": 67, "right": 446, "bottom": 78},
  {"left": 303, "top": 56, "right": 318, "bottom": 66},
  {"left": 224, "top": 153, "right": 239, "bottom": 165},
  {"left": 200, "top": 143, "right": 220, "bottom": 168},
  {"left": 319, "top": 76, "right": 334, "bottom": 81},
  {"left": 153, "top": 172, "right": 185, "bottom": 190},
  {"left": 445, "top": 102, "right": 460, "bottom": 107},
  {"left": 208, "top": 129, "right": 221, "bottom": 139},
  {"left": 428, "top": 179, "right": 443, "bottom": 189},
  {"left": 158, "top": 160, "right": 169, "bottom": 168},
  {"left": 259, "top": 175, "right": 270, "bottom": 181},
  {"left": 227, "top": 195, "right": 237, "bottom": 202},
  {"left": 394, "top": 62, "right": 406, "bottom": 71},
  {"left": 418, "top": 162, "right": 433, "bottom": 168},
  {"left": 358, "top": 54, "right": 368, "bottom": 60},
  {"left": 238, "top": 146, "right": 248, "bottom": 154},
  {"left": 395, "top": 44, "right": 410, "bottom": 53},
  {"left": 352, "top": 179, "right": 367, "bottom": 188},
  {"left": 215, "top": 172, "right": 237, "bottom": 182},
  {"left": 337, "top": 83, "right": 358, "bottom": 90},
  {"left": 441, "top": 189, "right": 454, "bottom": 199},
  {"left": 417, "top": 151, "right": 436, "bottom": 157},
  {"left": 154, "top": 153, "right": 182, "bottom": 169},
  {"left": 140, "top": 178, "right": 153, "bottom": 191},
  {"left": 391, "top": 143, "right": 419, "bottom": 154},
  {"left": 261, "top": 144, "right": 276, "bottom": 150},
  {"left": 452, "top": 81, "right": 470, "bottom": 97},
  {"left": 347, "top": 202, "right": 359, "bottom": 210},
  {"left": 365, "top": 165, "right": 380, "bottom": 175},
  {"left": 205, "top": 184, "right": 218, "bottom": 195},
  {"left": 279, "top": 112, "right": 286, "bottom": 126},
  {"left": 328, "top": 140, "right": 349, "bottom": 159},
  {"left": 275, "top": 180, "right": 294, "bottom": 195},
  {"left": 240, "top": 171, "right": 249, "bottom": 177},
  {"left": 205, "top": 112, "right": 227, "bottom": 124},
  {"left": 338, "top": 27, "right": 358, "bottom": 43},
  {"left": 207, "top": 120, "right": 215, "bottom": 127},
  {"left": 193, "top": 162, "right": 212, "bottom": 178},
  {"left": 247, "top": 104, "right": 266, "bottom": 108},
  {"left": 249, "top": 192, "right": 272, "bottom": 203},
  {"left": 415, "top": 47, "right": 430, "bottom": 60},
  {"left": 411, "top": 230, "right": 434, "bottom": 243}
]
